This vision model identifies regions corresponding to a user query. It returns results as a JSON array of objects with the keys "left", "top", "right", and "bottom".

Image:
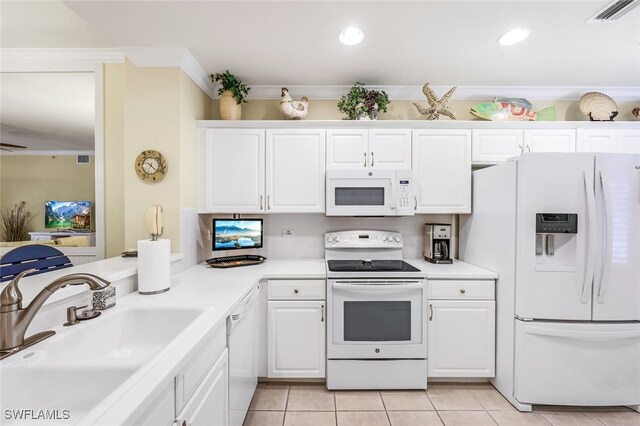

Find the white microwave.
[{"left": 325, "top": 169, "right": 415, "bottom": 216}]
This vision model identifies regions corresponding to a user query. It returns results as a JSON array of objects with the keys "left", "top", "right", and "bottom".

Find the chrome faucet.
[{"left": 0, "top": 270, "right": 110, "bottom": 359}]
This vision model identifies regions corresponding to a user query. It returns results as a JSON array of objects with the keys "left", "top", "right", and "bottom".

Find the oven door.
[
  {"left": 328, "top": 280, "right": 427, "bottom": 359},
  {"left": 326, "top": 174, "right": 396, "bottom": 216}
]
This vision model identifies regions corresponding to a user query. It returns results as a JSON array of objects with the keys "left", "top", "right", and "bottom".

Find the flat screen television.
[
  {"left": 212, "top": 219, "right": 263, "bottom": 251},
  {"left": 45, "top": 201, "right": 92, "bottom": 230}
]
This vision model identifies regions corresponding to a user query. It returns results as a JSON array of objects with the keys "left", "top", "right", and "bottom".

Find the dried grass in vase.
[{"left": 0, "top": 201, "right": 34, "bottom": 242}]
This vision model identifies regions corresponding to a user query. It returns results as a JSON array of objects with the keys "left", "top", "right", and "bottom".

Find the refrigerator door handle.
[
  {"left": 524, "top": 324, "right": 640, "bottom": 341},
  {"left": 597, "top": 171, "right": 613, "bottom": 304},
  {"left": 582, "top": 171, "right": 597, "bottom": 304}
]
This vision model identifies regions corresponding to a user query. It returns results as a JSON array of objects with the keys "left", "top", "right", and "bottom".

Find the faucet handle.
[{"left": 0, "top": 269, "right": 36, "bottom": 309}]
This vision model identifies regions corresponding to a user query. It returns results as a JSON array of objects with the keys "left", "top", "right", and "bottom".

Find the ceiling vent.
[
  {"left": 586, "top": 0, "right": 640, "bottom": 22},
  {"left": 76, "top": 155, "right": 90, "bottom": 164}
]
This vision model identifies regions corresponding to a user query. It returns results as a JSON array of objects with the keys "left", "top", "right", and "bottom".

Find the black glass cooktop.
[{"left": 327, "top": 259, "right": 420, "bottom": 272}]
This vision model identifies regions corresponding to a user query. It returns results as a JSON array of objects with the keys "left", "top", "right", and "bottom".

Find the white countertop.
[
  {"left": 0, "top": 253, "right": 184, "bottom": 307},
  {"left": 8, "top": 256, "right": 495, "bottom": 424},
  {"left": 406, "top": 258, "right": 499, "bottom": 280}
]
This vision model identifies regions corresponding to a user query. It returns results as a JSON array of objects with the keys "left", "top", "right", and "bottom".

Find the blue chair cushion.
[{"left": 0, "top": 245, "right": 73, "bottom": 282}]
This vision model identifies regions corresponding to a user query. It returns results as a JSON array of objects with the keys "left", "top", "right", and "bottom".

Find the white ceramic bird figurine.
[{"left": 279, "top": 87, "right": 309, "bottom": 119}]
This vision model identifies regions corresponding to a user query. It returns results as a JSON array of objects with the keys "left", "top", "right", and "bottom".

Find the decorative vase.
[
  {"left": 355, "top": 109, "right": 377, "bottom": 121},
  {"left": 219, "top": 90, "right": 241, "bottom": 120}
]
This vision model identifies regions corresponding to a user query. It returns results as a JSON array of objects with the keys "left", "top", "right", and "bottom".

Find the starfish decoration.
[{"left": 413, "top": 83, "right": 457, "bottom": 120}]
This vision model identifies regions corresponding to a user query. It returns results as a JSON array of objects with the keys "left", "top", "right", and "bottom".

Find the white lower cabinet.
[
  {"left": 134, "top": 326, "right": 229, "bottom": 426},
  {"left": 427, "top": 280, "right": 495, "bottom": 378},
  {"left": 267, "top": 282, "right": 326, "bottom": 378},
  {"left": 175, "top": 349, "right": 229, "bottom": 426}
]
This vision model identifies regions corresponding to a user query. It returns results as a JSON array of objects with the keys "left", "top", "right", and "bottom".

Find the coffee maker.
[{"left": 424, "top": 224, "right": 453, "bottom": 264}]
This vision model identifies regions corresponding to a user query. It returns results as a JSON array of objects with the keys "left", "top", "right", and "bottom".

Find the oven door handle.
[{"left": 332, "top": 283, "right": 423, "bottom": 291}]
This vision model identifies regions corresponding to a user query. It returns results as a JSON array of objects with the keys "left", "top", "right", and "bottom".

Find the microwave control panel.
[{"left": 398, "top": 179, "right": 411, "bottom": 209}]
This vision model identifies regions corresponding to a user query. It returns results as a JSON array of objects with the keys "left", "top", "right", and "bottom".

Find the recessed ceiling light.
[
  {"left": 339, "top": 27, "right": 364, "bottom": 45},
  {"left": 498, "top": 27, "right": 531, "bottom": 46}
]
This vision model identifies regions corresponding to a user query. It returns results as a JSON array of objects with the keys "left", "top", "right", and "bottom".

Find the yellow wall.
[
  {"left": 179, "top": 71, "right": 211, "bottom": 208},
  {"left": 0, "top": 155, "right": 95, "bottom": 234},
  {"left": 122, "top": 62, "right": 181, "bottom": 252},
  {"left": 102, "top": 62, "right": 211, "bottom": 254},
  {"left": 212, "top": 98, "right": 640, "bottom": 121},
  {"left": 104, "top": 63, "right": 125, "bottom": 257}
]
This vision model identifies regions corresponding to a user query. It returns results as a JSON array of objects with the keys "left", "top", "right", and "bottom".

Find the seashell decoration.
[{"left": 579, "top": 92, "right": 618, "bottom": 121}]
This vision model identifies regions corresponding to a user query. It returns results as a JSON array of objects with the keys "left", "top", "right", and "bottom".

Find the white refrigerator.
[{"left": 460, "top": 153, "right": 640, "bottom": 412}]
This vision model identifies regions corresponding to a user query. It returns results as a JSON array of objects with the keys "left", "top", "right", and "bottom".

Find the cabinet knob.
[
  {"left": 375, "top": 348, "right": 380, "bottom": 353},
  {"left": 460, "top": 289, "right": 466, "bottom": 294},
  {"left": 294, "top": 289, "right": 299, "bottom": 294}
]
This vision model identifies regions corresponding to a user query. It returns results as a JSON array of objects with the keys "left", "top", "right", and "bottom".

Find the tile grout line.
[
  {"left": 379, "top": 391, "right": 392, "bottom": 426},
  {"left": 425, "top": 388, "right": 447, "bottom": 425}
]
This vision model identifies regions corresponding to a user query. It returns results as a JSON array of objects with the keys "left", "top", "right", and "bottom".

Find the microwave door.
[{"left": 328, "top": 179, "right": 394, "bottom": 216}]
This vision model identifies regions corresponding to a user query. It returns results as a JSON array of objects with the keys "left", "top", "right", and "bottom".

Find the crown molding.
[
  {"left": 116, "top": 47, "right": 640, "bottom": 102},
  {"left": 0, "top": 48, "right": 124, "bottom": 72},
  {"left": 120, "top": 47, "right": 215, "bottom": 98},
  {"left": 247, "top": 85, "right": 640, "bottom": 101},
  {"left": 0, "top": 150, "right": 95, "bottom": 157}
]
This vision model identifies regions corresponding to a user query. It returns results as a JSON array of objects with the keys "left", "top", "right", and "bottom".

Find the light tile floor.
[{"left": 244, "top": 383, "right": 640, "bottom": 426}]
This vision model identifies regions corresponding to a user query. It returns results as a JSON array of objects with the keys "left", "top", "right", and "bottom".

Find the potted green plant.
[
  {"left": 337, "top": 82, "right": 390, "bottom": 120},
  {"left": 210, "top": 70, "right": 251, "bottom": 120}
]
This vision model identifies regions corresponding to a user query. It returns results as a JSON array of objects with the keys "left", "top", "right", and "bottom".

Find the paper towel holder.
[{"left": 146, "top": 205, "right": 163, "bottom": 241}]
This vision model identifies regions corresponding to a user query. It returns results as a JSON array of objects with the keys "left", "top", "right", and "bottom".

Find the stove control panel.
[{"left": 325, "top": 231, "right": 402, "bottom": 248}]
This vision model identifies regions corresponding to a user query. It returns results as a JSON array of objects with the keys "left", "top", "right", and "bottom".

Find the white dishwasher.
[{"left": 227, "top": 284, "right": 260, "bottom": 426}]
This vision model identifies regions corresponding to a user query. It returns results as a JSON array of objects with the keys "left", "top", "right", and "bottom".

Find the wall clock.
[{"left": 135, "top": 150, "right": 168, "bottom": 182}]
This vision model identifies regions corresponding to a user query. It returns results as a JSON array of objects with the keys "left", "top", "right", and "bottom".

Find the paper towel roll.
[{"left": 137, "top": 239, "right": 171, "bottom": 295}]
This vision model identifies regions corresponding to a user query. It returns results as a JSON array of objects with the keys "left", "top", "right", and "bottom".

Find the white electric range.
[{"left": 325, "top": 230, "right": 428, "bottom": 390}]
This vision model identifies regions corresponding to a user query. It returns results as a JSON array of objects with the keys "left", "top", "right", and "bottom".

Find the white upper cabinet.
[
  {"left": 616, "top": 129, "right": 640, "bottom": 154},
  {"left": 326, "top": 129, "right": 369, "bottom": 169},
  {"left": 524, "top": 129, "right": 576, "bottom": 153},
  {"left": 578, "top": 128, "right": 640, "bottom": 154},
  {"left": 327, "top": 129, "right": 411, "bottom": 169},
  {"left": 266, "top": 129, "right": 326, "bottom": 213},
  {"left": 412, "top": 129, "right": 471, "bottom": 214},
  {"left": 199, "top": 129, "right": 265, "bottom": 213},
  {"left": 577, "top": 129, "right": 617, "bottom": 153},
  {"left": 472, "top": 129, "right": 524, "bottom": 164},
  {"left": 368, "top": 129, "right": 412, "bottom": 169}
]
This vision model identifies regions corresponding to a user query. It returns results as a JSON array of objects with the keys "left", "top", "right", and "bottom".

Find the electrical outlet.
[{"left": 282, "top": 229, "right": 295, "bottom": 237}]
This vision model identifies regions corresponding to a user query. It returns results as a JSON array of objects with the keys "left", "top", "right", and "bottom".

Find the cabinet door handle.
[
  {"left": 414, "top": 195, "right": 418, "bottom": 211},
  {"left": 267, "top": 195, "right": 271, "bottom": 210},
  {"left": 429, "top": 304, "right": 433, "bottom": 321},
  {"left": 371, "top": 152, "right": 374, "bottom": 167},
  {"left": 518, "top": 144, "right": 524, "bottom": 154},
  {"left": 260, "top": 195, "right": 264, "bottom": 210},
  {"left": 321, "top": 304, "right": 325, "bottom": 322},
  {"left": 526, "top": 144, "right": 531, "bottom": 153},
  {"left": 363, "top": 152, "right": 367, "bottom": 167}
]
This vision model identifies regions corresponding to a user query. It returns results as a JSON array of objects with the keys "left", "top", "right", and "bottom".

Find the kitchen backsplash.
[{"left": 199, "top": 213, "right": 456, "bottom": 261}]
